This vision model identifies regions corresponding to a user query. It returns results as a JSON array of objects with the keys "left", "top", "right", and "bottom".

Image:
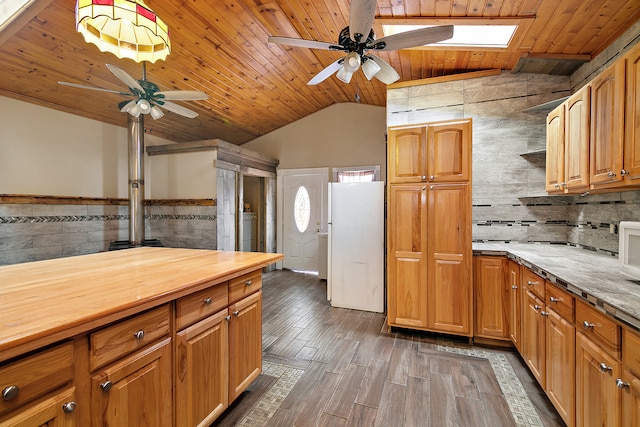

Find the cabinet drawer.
[
  {"left": 176, "top": 282, "right": 228, "bottom": 330},
  {"left": 90, "top": 304, "right": 171, "bottom": 371},
  {"left": 0, "top": 342, "right": 73, "bottom": 417},
  {"left": 229, "top": 270, "right": 262, "bottom": 304},
  {"left": 623, "top": 328, "right": 640, "bottom": 376},
  {"left": 545, "top": 283, "right": 574, "bottom": 322},
  {"left": 523, "top": 269, "right": 545, "bottom": 300},
  {"left": 576, "top": 300, "right": 620, "bottom": 358}
]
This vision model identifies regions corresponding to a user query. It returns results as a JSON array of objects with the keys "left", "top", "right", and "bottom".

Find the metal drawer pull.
[
  {"left": 607, "top": 171, "right": 616, "bottom": 178},
  {"left": 527, "top": 281, "right": 538, "bottom": 286},
  {"left": 549, "top": 297, "right": 560, "bottom": 303},
  {"left": 616, "top": 379, "right": 630, "bottom": 389},
  {"left": 2, "top": 385, "right": 19, "bottom": 401},
  {"left": 62, "top": 401, "right": 77, "bottom": 413},
  {"left": 534, "top": 304, "right": 541, "bottom": 311},
  {"left": 583, "top": 321, "right": 594, "bottom": 330},
  {"left": 134, "top": 330, "right": 145, "bottom": 340},
  {"left": 100, "top": 381, "right": 113, "bottom": 392},
  {"left": 225, "top": 315, "right": 231, "bottom": 321},
  {"left": 245, "top": 280, "right": 252, "bottom": 286},
  {"left": 233, "top": 310, "right": 240, "bottom": 316},
  {"left": 203, "top": 297, "right": 212, "bottom": 305},
  {"left": 620, "top": 169, "right": 629, "bottom": 176},
  {"left": 511, "top": 285, "right": 518, "bottom": 289},
  {"left": 599, "top": 363, "right": 612, "bottom": 373},
  {"left": 540, "top": 311, "right": 549, "bottom": 316}
]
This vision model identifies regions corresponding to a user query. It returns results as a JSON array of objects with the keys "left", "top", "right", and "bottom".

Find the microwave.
[{"left": 619, "top": 221, "right": 640, "bottom": 281}]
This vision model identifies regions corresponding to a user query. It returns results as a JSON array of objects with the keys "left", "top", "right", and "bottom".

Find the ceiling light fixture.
[
  {"left": 336, "top": 67, "right": 353, "bottom": 84},
  {"left": 75, "top": 0, "right": 171, "bottom": 63},
  {"left": 342, "top": 52, "right": 361, "bottom": 73},
  {"left": 150, "top": 105, "right": 164, "bottom": 119},
  {"left": 361, "top": 57, "right": 381, "bottom": 80}
]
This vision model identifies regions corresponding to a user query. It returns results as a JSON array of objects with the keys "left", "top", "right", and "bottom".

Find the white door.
[{"left": 279, "top": 168, "right": 328, "bottom": 271}]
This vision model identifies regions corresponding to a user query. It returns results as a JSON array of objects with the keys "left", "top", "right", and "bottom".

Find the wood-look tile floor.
[{"left": 211, "top": 270, "right": 565, "bottom": 427}]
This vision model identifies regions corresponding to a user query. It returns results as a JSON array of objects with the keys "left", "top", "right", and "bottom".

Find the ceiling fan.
[
  {"left": 58, "top": 63, "right": 208, "bottom": 119},
  {"left": 267, "top": 0, "right": 453, "bottom": 85}
]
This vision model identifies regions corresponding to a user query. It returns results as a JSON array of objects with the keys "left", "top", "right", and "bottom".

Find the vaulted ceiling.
[{"left": 1, "top": 0, "right": 639, "bottom": 145}]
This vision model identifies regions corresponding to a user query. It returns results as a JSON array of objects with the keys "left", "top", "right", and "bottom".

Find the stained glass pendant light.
[{"left": 76, "top": 0, "right": 170, "bottom": 63}]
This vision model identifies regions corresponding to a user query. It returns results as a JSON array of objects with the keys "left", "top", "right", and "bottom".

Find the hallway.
[{"left": 212, "top": 269, "right": 564, "bottom": 426}]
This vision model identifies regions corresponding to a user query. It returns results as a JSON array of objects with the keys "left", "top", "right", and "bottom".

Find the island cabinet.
[
  {"left": 0, "top": 247, "right": 283, "bottom": 427},
  {"left": 387, "top": 119, "right": 472, "bottom": 337},
  {"left": 575, "top": 299, "right": 622, "bottom": 427},
  {"left": 0, "top": 343, "right": 77, "bottom": 427}
]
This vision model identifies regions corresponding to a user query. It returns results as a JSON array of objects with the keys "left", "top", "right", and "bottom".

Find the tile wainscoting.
[{"left": 0, "top": 196, "right": 217, "bottom": 266}]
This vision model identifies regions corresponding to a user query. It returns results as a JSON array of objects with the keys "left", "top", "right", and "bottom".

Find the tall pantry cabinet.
[{"left": 387, "top": 119, "right": 473, "bottom": 337}]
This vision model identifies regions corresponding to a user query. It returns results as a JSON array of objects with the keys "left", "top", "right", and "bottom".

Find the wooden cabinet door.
[
  {"left": 564, "top": 86, "right": 590, "bottom": 191},
  {"left": 546, "top": 103, "right": 565, "bottom": 193},
  {"left": 427, "top": 183, "right": 472, "bottom": 336},
  {"left": 387, "top": 184, "right": 428, "bottom": 329},
  {"left": 474, "top": 256, "right": 509, "bottom": 340},
  {"left": 590, "top": 60, "right": 625, "bottom": 186},
  {"left": 508, "top": 260, "right": 522, "bottom": 351},
  {"left": 388, "top": 125, "right": 427, "bottom": 183},
  {"left": 426, "top": 119, "right": 471, "bottom": 183},
  {"left": 522, "top": 290, "right": 546, "bottom": 388},
  {"left": 175, "top": 309, "right": 229, "bottom": 427},
  {"left": 576, "top": 333, "right": 621, "bottom": 427},
  {"left": 0, "top": 388, "right": 77, "bottom": 427},
  {"left": 229, "top": 291, "right": 262, "bottom": 402},
  {"left": 545, "top": 309, "right": 575, "bottom": 427},
  {"left": 91, "top": 338, "right": 172, "bottom": 427},
  {"left": 621, "top": 369, "right": 640, "bottom": 427},
  {"left": 624, "top": 42, "right": 640, "bottom": 183}
]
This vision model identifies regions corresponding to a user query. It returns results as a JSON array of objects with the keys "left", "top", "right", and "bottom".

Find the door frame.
[{"left": 276, "top": 167, "right": 329, "bottom": 270}]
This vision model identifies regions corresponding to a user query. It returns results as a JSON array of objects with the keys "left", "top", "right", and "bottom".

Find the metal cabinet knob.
[
  {"left": 100, "top": 381, "right": 113, "bottom": 392},
  {"left": 429, "top": 175, "right": 434, "bottom": 180},
  {"left": 233, "top": 310, "right": 240, "bottom": 316},
  {"left": 534, "top": 304, "right": 541, "bottom": 311},
  {"left": 134, "top": 330, "right": 145, "bottom": 340},
  {"left": 421, "top": 176, "right": 426, "bottom": 181},
  {"left": 511, "top": 285, "right": 518, "bottom": 289},
  {"left": 599, "top": 363, "right": 612, "bottom": 373},
  {"left": 2, "top": 385, "right": 19, "bottom": 401},
  {"left": 225, "top": 315, "right": 231, "bottom": 321},
  {"left": 203, "top": 297, "right": 212, "bottom": 305},
  {"left": 583, "top": 320, "right": 595, "bottom": 330},
  {"left": 540, "top": 311, "right": 549, "bottom": 316},
  {"left": 607, "top": 171, "right": 617, "bottom": 178},
  {"left": 245, "top": 280, "right": 252, "bottom": 286},
  {"left": 62, "top": 401, "right": 77, "bottom": 413},
  {"left": 621, "top": 169, "right": 629, "bottom": 176},
  {"left": 549, "top": 297, "right": 560, "bottom": 303},
  {"left": 527, "top": 281, "right": 538, "bottom": 286},
  {"left": 616, "top": 378, "right": 630, "bottom": 389}
]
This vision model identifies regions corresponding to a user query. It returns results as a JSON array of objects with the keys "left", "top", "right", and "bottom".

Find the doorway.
[
  {"left": 241, "top": 175, "right": 264, "bottom": 252},
  {"left": 277, "top": 168, "right": 328, "bottom": 271}
]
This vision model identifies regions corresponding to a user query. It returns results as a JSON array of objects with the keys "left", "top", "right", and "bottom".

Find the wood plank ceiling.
[{"left": 1, "top": 0, "right": 638, "bottom": 145}]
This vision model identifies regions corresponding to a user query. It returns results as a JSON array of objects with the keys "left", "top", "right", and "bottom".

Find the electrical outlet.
[{"left": 610, "top": 224, "right": 618, "bottom": 234}]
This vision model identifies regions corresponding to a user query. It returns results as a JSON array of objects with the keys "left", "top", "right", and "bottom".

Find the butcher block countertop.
[
  {"left": 473, "top": 243, "right": 640, "bottom": 331},
  {"left": 0, "top": 247, "right": 283, "bottom": 363}
]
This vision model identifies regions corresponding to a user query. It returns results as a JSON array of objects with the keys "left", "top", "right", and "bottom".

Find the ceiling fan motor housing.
[{"left": 339, "top": 27, "right": 376, "bottom": 55}]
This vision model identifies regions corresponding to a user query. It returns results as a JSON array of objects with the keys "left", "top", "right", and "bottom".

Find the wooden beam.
[{"left": 388, "top": 69, "right": 502, "bottom": 89}]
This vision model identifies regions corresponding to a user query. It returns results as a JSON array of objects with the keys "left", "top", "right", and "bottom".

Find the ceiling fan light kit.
[
  {"left": 75, "top": 0, "right": 171, "bottom": 63},
  {"left": 267, "top": 0, "right": 454, "bottom": 86}
]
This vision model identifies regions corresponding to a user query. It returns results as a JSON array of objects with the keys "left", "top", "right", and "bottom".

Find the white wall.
[
  {"left": 146, "top": 151, "right": 217, "bottom": 199},
  {"left": 0, "top": 96, "right": 174, "bottom": 198},
  {"left": 242, "top": 103, "right": 387, "bottom": 180}
]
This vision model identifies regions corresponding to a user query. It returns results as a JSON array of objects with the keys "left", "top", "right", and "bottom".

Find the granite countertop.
[{"left": 473, "top": 242, "right": 640, "bottom": 331}]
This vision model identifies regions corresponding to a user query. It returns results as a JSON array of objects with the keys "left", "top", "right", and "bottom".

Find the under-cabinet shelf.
[{"left": 522, "top": 96, "right": 569, "bottom": 113}]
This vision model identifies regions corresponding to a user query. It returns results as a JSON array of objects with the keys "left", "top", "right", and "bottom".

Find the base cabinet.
[
  {"left": 175, "top": 309, "right": 229, "bottom": 427},
  {"left": 90, "top": 338, "right": 172, "bottom": 427},
  {"left": 522, "top": 290, "right": 546, "bottom": 388},
  {"left": 507, "top": 261, "right": 522, "bottom": 351},
  {"left": 621, "top": 370, "right": 640, "bottom": 426},
  {"left": 0, "top": 388, "right": 77, "bottom": 427},
  {"left": 546, "top": 308, "right": 575, "bottom": 426},
  {"left": 474, "top": 256, "right": 508, "bottom": 340},
  {"left": 229, "top": 291, "right": 263, "bottom": 401}
]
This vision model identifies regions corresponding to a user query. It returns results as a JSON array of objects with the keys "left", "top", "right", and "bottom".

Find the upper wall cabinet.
[
  {"left": 388, "top": 119, "right": 471, "bottom": 184},
  {"left": 546, "top": 42, "right": 640, "bottom": 194}
]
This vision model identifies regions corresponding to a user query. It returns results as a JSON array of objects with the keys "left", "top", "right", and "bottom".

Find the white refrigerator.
[{"left": 327, "top": 181, "right": 384, "bottom": 313}]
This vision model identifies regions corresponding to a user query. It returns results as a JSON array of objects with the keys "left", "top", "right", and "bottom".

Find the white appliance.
[
  {"left": 619, "top": 221, "right": 640, "bottom": 280},
  {"left": 327, "top": 181, "right": 384, "bottom": 312}
]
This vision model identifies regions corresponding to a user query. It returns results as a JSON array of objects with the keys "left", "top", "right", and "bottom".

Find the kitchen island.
[{"left": 0, "top": 247, "right": 283, "bottom": 426}]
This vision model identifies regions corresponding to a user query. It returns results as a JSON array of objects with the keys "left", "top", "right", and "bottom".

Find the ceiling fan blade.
[
  {"left": 268, "top": 36, "right": 341, "bottom": 51},
  {"left": 58, "top": 81, "right": 130, "bottom": 95},
  {"left": 368, "top": 56, "right": 400, "bottom": 84},
  {"left": 308, "top": 59, "right": 344, "bottom": 85},
  {"left": 371, "top": 25, "right": 454, "bottom": 51},
  {"left": 105, "top": 64, "right": 144, "bottom": 92},
  {"left": 349, "top": 0, "right": 377, "bottom": 42},
  {"left": 158, "top": 101, "right": 199, "bottom": 118},
  {"left": 156, "top": 90, "right": 208, "bottom": 101}
]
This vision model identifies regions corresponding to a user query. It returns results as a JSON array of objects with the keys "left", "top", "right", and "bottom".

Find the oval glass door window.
[{"left": 294, "top": 185, "right": 311, "bottom": 233}]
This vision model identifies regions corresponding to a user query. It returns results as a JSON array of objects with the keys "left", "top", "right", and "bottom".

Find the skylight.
[
  {"left": 0, "top": 0, "right": 32, "bottom": 31},
  {"left": 382, "top": 24, "right": 518, "bottom": 49}
]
